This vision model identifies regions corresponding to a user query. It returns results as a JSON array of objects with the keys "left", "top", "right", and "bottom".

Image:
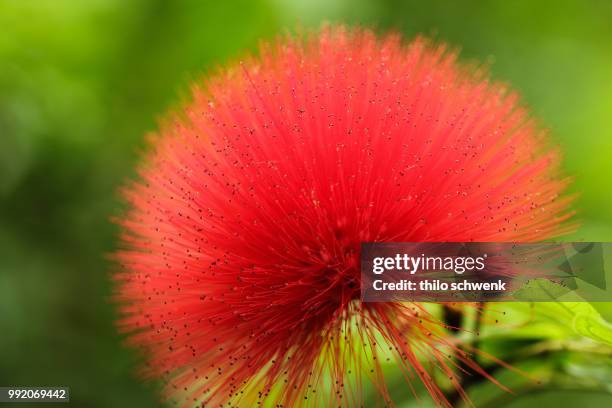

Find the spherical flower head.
[{"left": 115, "top": 26, "right": 574, "bottom": 407}]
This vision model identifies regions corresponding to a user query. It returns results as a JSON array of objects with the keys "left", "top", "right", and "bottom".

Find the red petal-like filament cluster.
[{"left": 115, "top": 26, "right": 573, "bottom": 407}]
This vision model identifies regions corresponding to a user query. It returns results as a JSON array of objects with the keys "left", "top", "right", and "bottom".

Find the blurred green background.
[{"left": 1, "top": 0, "right": 611, "bottom": 407}]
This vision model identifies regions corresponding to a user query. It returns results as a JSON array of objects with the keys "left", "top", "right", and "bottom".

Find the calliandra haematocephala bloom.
[{"left": 114, "top": 26, "right": 574, "bottom": 407}]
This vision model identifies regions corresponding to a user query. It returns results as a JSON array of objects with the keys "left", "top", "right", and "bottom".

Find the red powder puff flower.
[{"left": 115, "top": 26, "right": 574, "bottom": 407}]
